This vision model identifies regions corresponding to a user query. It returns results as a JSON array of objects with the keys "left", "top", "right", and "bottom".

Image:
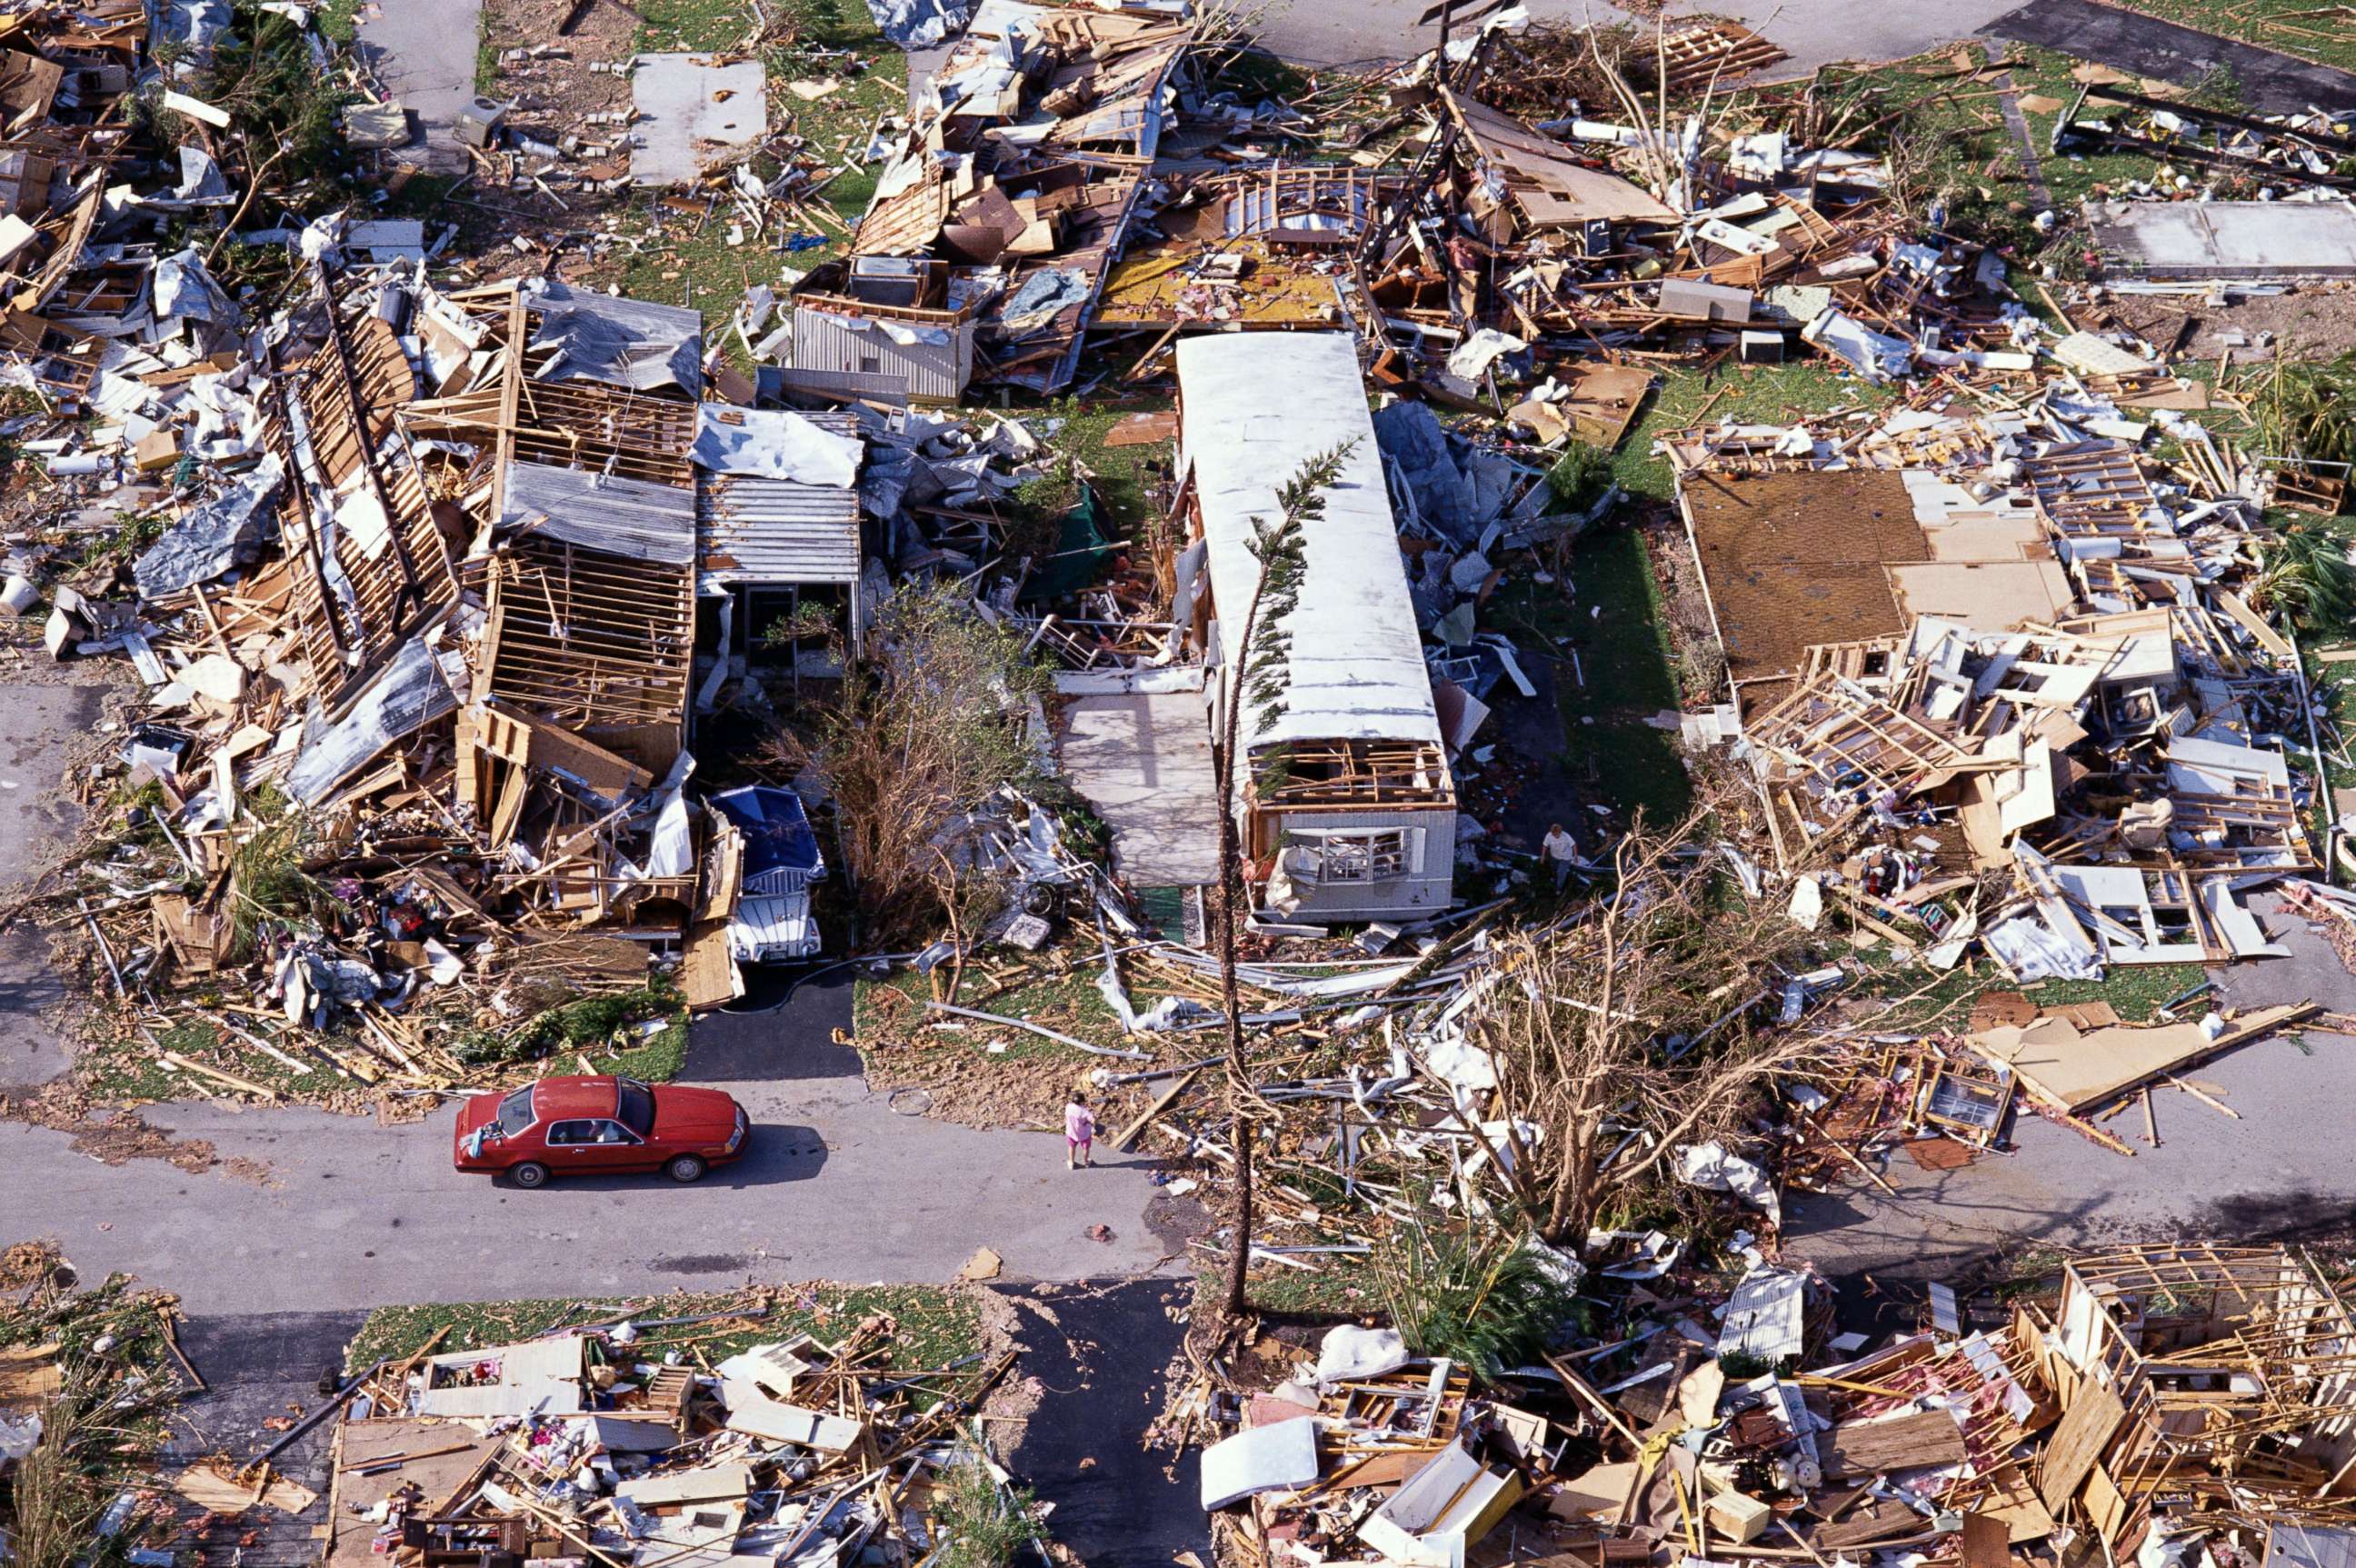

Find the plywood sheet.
[
  {"left": 1821, "top": 1409, "right": 1969, "bottom": 1477},
  {"left": 1886, "top": 559, "right": 2075, "bottom": 629},
  {"left": 1969, "top": 1005, "right": 2310, "bottom": 1114},
  {"left": 2036, "top": 1380, "right": 2126, "bottom": 1512}
]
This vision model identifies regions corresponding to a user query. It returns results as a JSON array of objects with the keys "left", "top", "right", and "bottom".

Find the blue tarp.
[{"left": 711, "top": 786, "right": 824, "bottom": 894}]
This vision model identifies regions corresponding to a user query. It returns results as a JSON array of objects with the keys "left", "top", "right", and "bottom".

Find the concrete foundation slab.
[
  {"left": 1057, "top": 692, "right": 1221, "bottom": 887},
  {"left": 632, "top": 54, "right": 767, "bottom": 185},
  {"left": 2086, "top": 200, "right": 2356, "bottom": 281}
]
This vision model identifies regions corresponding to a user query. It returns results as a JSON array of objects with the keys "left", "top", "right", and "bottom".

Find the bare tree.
[
  {"left": 764, "top": 581, "right": 1052, "bottom": 945},
  {"left": 1475, "top": 794, "right": 1831, "bottom": 1251},
  {"left": 1212, "top": 443, "right": 1353, "bottom": 1321}
]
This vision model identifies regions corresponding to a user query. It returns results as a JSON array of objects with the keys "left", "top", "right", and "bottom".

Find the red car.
[{"left": 454, "top": 1074, "right": 747, "bottom": 1188}]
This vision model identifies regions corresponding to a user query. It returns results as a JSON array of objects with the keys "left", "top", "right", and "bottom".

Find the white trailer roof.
[{"left": 1176, "top": 332, "right": 1439, "bottom": 752}]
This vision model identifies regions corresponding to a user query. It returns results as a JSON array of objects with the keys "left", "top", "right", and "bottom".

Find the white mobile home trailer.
[{"left": 1174, "top": 332, "right": 1457, "bottom": 924}]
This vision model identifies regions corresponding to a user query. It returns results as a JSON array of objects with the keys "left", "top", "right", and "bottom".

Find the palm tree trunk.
[{"left": 1218, "top": 575, "right": 1273, "bottom": 1322}]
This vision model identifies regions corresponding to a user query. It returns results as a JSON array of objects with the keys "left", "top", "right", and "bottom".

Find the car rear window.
[
  {"left": 616, "top": 1079, "right": 655, "bottom": 1137},
  {"left": 493, "top": 1085, "right": 534, "bottom": 1137}
]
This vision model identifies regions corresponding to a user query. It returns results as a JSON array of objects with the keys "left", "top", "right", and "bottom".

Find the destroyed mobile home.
[
  {"left": 0, "top": 1257, "right": 1043, "bottom": 1568},
  {"left": 9, "top": 248, "right": 893, "bottom": 1094},
  {"left": 1189, "top": 1243, "right": 2356, "bottom": 1568},
  {"left": 1667, "top": 362, "right": 2336, "bottom": 978},
  {"left": 316, "top": 1310, "right": 1025, "bottom": 1568}
]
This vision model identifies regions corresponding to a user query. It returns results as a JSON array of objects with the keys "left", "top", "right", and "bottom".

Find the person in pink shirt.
[{"left": 1064, "top": 1093, "right": 1097, "bottom": 1170}]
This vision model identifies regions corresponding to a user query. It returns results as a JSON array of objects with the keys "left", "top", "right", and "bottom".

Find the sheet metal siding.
[
  {"left": 1273, "top": 804, "right": 1457, "bottom": 920},
  {"left": 504, "top": 460, "right": 696, "bottom": 565},
  {"left": 699, "top": 475, "right": 862, "bottom": 588},
  {"left": 790, "top": 305, "right": 969, "bottom": 401},
  {"left": 696, "top": 409, "right": 864, "bottom": 589},
  {"left": 1176, "top": 331, "right": 1441, "bottom": 751}
]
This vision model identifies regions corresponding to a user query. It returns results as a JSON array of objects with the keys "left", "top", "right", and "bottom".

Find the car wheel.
[
  {"left": 666, "top": 1154, "right": 708, "bottom": 1183},
  {"left": 508, "top": 1161, "right": 550, "bottom": 1190}
]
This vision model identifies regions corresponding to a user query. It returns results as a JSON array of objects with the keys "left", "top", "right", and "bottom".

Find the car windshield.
[
  {"left": 616, "top": 1079, "right": 655, "bottom": 1137},
  {"left": 492, "top": 1085, "right": 534, "bottom": 1138}
]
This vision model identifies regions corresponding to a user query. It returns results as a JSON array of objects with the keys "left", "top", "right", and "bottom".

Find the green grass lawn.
[
  {"left": 1864, "top": 957, "right": 2213, "bottom": 1031},
  {"left": 345, "top": 1284, "right": 984, "bottom": 1386},
  {"left": 71, "top": 989, "right": 687, "bottom": 1112},
  {"left": 1613, "top": 360, "right": 1890, "bottom": 504},
  {"left": 854, "top": 966, "right": 1129, "bottom": 1062},
  {"left": 1492, "top": 527, "right": 1694, "bottom": 824},
  {"left": 2097, "top": 0, "right": 2356, "bottom": 75},
  {"left": 1029, "top": 384, "right": 1179, "bottom": 540},
  {"left": 578, "top": 0, "right": 909, "bottom": 315}
]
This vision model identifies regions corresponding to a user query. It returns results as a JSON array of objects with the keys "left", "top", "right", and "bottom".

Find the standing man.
[
  {"left": 1064, "top": 1092, "right": 1097, "bottom": 1170},
  {"left": 1541, "top": 822, "right": 1580, "bottom": 892}
]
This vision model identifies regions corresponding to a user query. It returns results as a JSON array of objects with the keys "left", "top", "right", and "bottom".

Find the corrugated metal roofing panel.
[
  {"left": 504, "top": 460, "right": 696, "bottom": 566},
  {"left": 696, "top": 412, "right": 863, "bottom": 588},
  {"left": 1176, "top": 332, "right": 1440, "bottom": 750},
  {"left": 528, "top": 283, "right": 704, "bottom": 394}
]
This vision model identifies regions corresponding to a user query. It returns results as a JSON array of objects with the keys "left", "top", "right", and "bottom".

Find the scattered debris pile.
[
  {"left": 1193, "top": 1243, "right": 2356, "bottom": 1568},
  {"left": 1663, "top": 349, "right": 2336, "bottom": 977},
  {"left": 778, "top": 0, "right": 1196, "bottom": 399},
  {"left": 321, "top": 1302, "right": 1031, "bottom": 1568},
  {"left": 0, "top": 1243, "right": 217, "bottom": 1568},
  {"left": 4, "top": 254, "right": 881, "bottom": 1104}
]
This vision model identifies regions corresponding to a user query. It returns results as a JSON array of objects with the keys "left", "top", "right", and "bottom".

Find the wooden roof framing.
[
  {"left": 2025, "top": 442, "right": 2162, "bottom": 539},
  {"left": 1247, "top": 738, "right": 1455, "bottom": 812},
  {"left": 1654, "top": 16, "right": 1790, "bottom": 94},
  {"left": 1744, "top": 674, "right": 1996, "bottom": 799},
  {"left": 481, "top": 533, "right": 694, "bottom": 769},
  {"left": 278, "top": 304, "right": 462, "bottom": 713}
]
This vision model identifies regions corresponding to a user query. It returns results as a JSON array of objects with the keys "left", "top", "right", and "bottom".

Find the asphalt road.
[
  {"left": 1253, "top": 0, "right": 2030, "bottom": 74},
  {"left": 0, "top": 964, "right": 1187, "bottom": 1314},
  {"left": 0, "top": 679, "right": 102, "bottom": 1097},
  {"left": 1982, "top": 0, "right": 2356, "bottom": 116}
]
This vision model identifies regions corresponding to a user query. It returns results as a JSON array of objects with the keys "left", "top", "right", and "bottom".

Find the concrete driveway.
[
  {"left": 0, "top": 974, "right": 1187, "bottom": 1316},
  {"left": 354, "top": 0, "right": 485, "bottom": 171},
  {"left": 1254, "top": 0, "right": 2032, "bottom": 74}
]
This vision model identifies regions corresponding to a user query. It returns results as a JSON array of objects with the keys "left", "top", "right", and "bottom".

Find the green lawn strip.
[
  {"left": 72, "top": 987, "right": 690, "bottom": 1112},
  {"left": 1614, "top": 360, "right": 1892, "bottom": 504},
  {"left": 1033, "top": 387, "right": 1178, "bottom": 541},
  {"left": 1491, "top": 526, "right": 1693, "bottom": 823},
  {"left": 854, "top": 967, "right": 1129, "bottom": 1064},
  {"left": 1862, "top": 957, "right": 2212, "bottom": 1032},
  {"left": 1196, "top": 1259, "right": 1375, "bottom": 1320},
  {"left": 344, "top": 1285, "right": 984, "bottom": 1393},
  {"left": 603, "top": 0, "right": 907, "bottom": 315},
  {"left": 2090, "top": 0, "right": 2356, "bottom": 75},
  {"left": 318, "top": 0, "right": 361, "bottom": 45}
]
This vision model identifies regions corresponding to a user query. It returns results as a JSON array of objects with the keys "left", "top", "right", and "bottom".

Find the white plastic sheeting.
[{"left": 691, "top": 405, "right": 863, "bottom": 489}]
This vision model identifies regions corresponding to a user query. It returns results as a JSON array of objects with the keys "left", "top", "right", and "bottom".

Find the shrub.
[
  {"left": 931, "top": 1451, "right": 1044, "bottom": 1568},
  {"left": 1371, "top": 1213, "right": 1582, "bottom": 1383}
]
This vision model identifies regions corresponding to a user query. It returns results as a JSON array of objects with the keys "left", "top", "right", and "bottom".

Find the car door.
[
  {"left": 546, "top": 1118, "right": 625, "bottom": 1173},
  {"left": 584, "top": 1117, "right": 656, "bottom": 1171}
]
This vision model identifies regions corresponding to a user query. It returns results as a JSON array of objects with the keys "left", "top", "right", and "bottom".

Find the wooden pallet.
[{"left": 1657, "top": 17, "right": 1790, "bottom": 95}]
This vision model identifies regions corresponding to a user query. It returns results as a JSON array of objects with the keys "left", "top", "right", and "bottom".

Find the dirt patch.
[
  {"left": 479, "top": 0, "right": 634, "bottom": 161},
  {"left": 0, "top": 1081, "right": 273, "bottom": 1182},
  {"left": 858, "top": 1037, "right": 1086, "bottom": 1132},
  {"left": 0, "top": 1238, "right": 67, "bottom": 1289},
  {"left": 2098, "top": 280, "right": 2356, "bottom": 367},
  {"left": 974, "top": 1286, "right": 1046, "bottom": 1448}
]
